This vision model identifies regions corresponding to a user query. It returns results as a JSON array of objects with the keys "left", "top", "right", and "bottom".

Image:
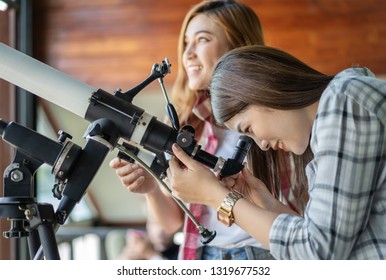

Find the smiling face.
[
  {"left": 183, "top": 14, "right": 230, "bottom": 91},
  {"left": 224, "top": 105, "right": 316, "bottom": 155}
]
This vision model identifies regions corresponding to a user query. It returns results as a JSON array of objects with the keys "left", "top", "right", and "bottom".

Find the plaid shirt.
[{"left": 270, "top": 68, "right": 386, "bottom": 259}]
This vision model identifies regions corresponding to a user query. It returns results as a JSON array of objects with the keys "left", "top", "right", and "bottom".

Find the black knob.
[
  {"left": 200, "top": 229, "right": 216, "bottom": 244},
  {"left": 3, "top": 220, "right": 29, "bottom": 239},
  {"left": 57, "top": 130, "right": 72, "bottom": 143}
]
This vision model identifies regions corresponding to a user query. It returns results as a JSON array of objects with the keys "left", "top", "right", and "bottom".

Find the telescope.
[{"left": 0, "top": 42, "right": 252, "bottom": 259}]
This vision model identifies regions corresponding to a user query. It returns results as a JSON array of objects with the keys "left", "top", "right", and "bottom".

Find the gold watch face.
[{"left": 217, "top": 206, "right": 234, "bottom": 226}]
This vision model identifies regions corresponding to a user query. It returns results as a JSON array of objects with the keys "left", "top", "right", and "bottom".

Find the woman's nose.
[
  {"left": 183, "top": 43, "right": 195, "bottom": 59},
  {"left": 258, "top": 140, "right": 270, "bottom": 151}
]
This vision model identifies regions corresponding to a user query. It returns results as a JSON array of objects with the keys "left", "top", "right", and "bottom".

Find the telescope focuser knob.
[
  {"left": 57, "top": 130, "right": 72, "bottom": 143},
  {"left": 177, "top": 131, "right": 194, "bottom": 148}
]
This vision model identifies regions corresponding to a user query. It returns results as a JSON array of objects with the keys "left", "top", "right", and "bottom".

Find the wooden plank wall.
[
  {"left": 32, "top": 0, "right": 386, "bottom": 94},
  {"left": 0, "top": 10, "right": 15, "bottom": 261}
]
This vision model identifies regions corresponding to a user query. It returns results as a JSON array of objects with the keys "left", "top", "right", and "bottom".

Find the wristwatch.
[{"left": 217, "top": 190, "right": 244, "bottom": 227}]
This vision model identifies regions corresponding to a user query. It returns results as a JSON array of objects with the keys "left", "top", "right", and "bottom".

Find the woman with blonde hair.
[{"left": 111, "top": 1, "right": 279, "bottom": 260}]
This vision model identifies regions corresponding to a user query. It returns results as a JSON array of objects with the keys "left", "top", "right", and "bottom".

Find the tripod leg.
[
  {"left": 27, "top": 227, "right": 41, "bottom": 258},
  {"left": 36, "top": 223, "right": 60, "bottom": 260},
  {"left": 28, "top": 203, "right": 60, "bottom": 260}
]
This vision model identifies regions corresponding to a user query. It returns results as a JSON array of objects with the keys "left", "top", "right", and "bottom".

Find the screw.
[
  {"left": 24, "top": 208, "right": 36, "bottom": 220},
  {"left": 10, "top": 170, "right": 23, "bottom": 182}
]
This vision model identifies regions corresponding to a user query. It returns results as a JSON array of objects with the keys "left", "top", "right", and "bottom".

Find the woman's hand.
[
  {"left": 235, "top": 167, "right": 274, "bottom": 207},
  {"left": 120, "top": 230, "right": 159, "bottom": 260},
  {"left": 167, "top": 144, "right": 228, "bottom": 208},
  {"left": 109, "top": 158, "right": 158, "bottom": 194},
  {"left": 110, "top": 157, "right": 186, "bottom": 232},
  {"left": 235, "top": 167, "right": 297, "bottom": 215},
  {"left": 167, "top": 144, "right": 295, "bottom": 215}
]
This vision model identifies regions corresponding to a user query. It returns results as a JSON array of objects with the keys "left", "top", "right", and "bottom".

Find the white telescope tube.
[{"left": 0, "top": 43, "right": 96, "bottom": 118}]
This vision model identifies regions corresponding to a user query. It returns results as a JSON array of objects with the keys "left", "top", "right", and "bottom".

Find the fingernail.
[
  {"left": 137, "top": 176, "right": 144, "bottom": 182},
  {"left": 173, "top": 143, "right": 180, "bottom": 150}
]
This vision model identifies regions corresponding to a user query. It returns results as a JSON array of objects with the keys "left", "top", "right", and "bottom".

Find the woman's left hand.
[{"left": 167, "top": 144, "right": 228, "bottom": 208}]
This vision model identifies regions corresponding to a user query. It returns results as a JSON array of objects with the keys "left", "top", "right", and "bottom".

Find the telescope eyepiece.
[{"left": 232, "top": 135, "right": 253, "bottom": 164}]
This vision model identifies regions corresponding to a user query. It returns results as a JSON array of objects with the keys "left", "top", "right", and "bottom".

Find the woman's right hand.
[{"left": 109, "top": 158, "right": 158, "bottom": 194}]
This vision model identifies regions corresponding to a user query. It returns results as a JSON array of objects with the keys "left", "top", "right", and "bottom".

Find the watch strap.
[{"left": 217, "top": 190, "right": 244, "bottom": 227}]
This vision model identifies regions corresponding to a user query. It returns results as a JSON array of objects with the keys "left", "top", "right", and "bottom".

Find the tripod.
[{"left": 0, "top": 118, "right": 119, "bottom": 259}]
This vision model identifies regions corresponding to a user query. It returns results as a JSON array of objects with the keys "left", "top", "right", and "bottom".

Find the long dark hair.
[{"left": 210, "top": 45, "right": 334, "bottom": 213}]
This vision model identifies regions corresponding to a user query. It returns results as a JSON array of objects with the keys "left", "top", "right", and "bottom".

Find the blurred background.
[{"left": 1, "top": 0, "right": 385, "bottom": 259}]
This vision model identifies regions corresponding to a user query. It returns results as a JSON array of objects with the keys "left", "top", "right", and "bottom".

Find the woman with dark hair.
[{"left": 167, "top": 45, "right": 386, "bottom": 259}]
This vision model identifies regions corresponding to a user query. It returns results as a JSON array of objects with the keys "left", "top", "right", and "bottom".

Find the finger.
[
  {"left": 109, "top": 157, "right": 122, "bottom": 168},
  {"left": 168, "top": 156, "right": 183, "bottom": 173},
  {"left": 171, "top": 144, "right": 197, "bottom": 170},
  {"left": 167, "top": 157, "right": 184, "bottom": 188},
  {"left": 115, "top": 163, "right": 137, "bottom": 177},
  {"left": 166, "top": 167, "right": 172, "bottom": 180},
  {"left": 221, "top": 176, "right": 236, "bottom": 189},
  {"left": 116, "top": 165, "right": 144, "bottom": 187},
  {"left": 241, "top": 166, "right": 255, "bottom": 183},
  {"left": 241, "top": 166, "right": 265, "bottom": 192},
  {"left": 121, "top": 170, "right": 144, "bottom": 186},
  {"left": 124, "top": 176, "right": 145, "bottom": 192}
]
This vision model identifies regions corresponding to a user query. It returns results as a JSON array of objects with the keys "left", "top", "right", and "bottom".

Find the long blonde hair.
[{"left": 171, "top": 0, "right": 264, "bottom": 138}]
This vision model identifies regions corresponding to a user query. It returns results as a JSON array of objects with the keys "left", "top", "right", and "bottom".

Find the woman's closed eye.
[{"left": 241, "top": 126, "right": 252, "bottom": 135}]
